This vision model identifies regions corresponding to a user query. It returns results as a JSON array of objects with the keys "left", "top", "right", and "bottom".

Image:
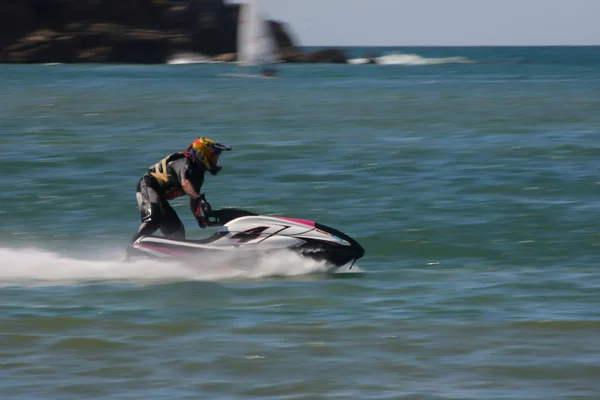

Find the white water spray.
[{"left": 0, "top": 247, "right": 334, "bottom": 286}]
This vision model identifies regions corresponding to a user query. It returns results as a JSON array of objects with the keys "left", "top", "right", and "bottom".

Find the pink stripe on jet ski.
[{"left": 276, "top": 217, "right": 315, "bottom": 227}]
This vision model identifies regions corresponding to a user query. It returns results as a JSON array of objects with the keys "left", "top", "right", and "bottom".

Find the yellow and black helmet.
[{"left": 187, "top": 137, "right": 232, "bottom": 175}]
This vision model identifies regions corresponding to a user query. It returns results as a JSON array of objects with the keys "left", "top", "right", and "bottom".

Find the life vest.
[{"left": 147, "top": 152, "right": 193, "bottom": 199}]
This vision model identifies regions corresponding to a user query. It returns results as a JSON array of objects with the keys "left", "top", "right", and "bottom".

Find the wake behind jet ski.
[{"left": 126, "top": 199, "right": 365, "bottom": 269}]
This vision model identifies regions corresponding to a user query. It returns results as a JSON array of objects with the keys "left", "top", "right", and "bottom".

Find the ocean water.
[{"left": 1, "top": 47, "right": 600, "bottom": 399}]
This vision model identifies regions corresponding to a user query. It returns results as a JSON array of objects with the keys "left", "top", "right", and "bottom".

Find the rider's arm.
[
  {"left": 175, "top": 159, "right": 201, "bottom": 200},
  {"left": 181, "top": 178, "right": 200, "bottom": 200}
]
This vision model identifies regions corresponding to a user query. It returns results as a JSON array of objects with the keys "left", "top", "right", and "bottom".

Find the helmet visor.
[{"left": 207, "top": 142, "right": 231, "bottom": 167}]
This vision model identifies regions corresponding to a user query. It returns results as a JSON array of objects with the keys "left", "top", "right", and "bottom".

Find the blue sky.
[{"left": 232, "top": 0, "right": 600, "bottom": 46}]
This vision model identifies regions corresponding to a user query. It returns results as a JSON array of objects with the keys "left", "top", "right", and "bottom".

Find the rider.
[{"left": 131, "top": 137, "right": 231, "bottom": 243}]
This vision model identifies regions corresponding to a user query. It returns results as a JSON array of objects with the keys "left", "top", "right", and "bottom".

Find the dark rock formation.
[
  {"left": 283, "top": 48, "right": 348, "bottom": 64},
  {"left": 0, "top": 0, "right": 349, "bottom": 64}
]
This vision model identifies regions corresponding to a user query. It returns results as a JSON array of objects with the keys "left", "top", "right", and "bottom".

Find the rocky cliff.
[{"left": 0, "top": 0, "right": 347, "bottom": 64}]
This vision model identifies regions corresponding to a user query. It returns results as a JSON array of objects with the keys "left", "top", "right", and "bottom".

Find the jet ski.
[{"left": 126, "top": 200, "right": 365, "bottom": 269}]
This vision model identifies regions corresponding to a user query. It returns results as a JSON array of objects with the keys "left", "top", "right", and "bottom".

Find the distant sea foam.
[
  {"left": 348, "top": 53, "right": 474, "bottom": 65},
  {"left": 166, "top": 51, "right": 222, "bottom": 65}
]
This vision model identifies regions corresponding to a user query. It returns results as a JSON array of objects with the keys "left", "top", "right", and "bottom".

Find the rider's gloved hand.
[
  {"left": 195, "top": 214, "right": 207, "bottom": 228},
  {"left": 194, "top": 195, "right": 209, "bottom": 228}
]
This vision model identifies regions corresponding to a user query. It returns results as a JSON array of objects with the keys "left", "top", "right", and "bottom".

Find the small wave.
[
  {"left": 348, "top": 58, "right": 372, "bottom": 65},
  {"left": 166, "top": 52, "right": 218, "bottom": 65},
  {"left": 0, "top": 247, "right": 332, "bottom": 286},
  {"left": 348, "top": 53, "right": 474, "bottom": 66}
]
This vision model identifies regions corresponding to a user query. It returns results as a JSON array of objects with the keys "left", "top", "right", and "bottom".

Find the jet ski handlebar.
[{"left": 196, "top": 194, "right": 257, "bottom": 227}]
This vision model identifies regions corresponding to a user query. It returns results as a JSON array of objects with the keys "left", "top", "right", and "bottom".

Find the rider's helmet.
[{"left": 187, "top": 137, "right": 232, "bottom": 176}]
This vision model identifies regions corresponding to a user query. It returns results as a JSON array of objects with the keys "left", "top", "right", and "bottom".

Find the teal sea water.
[{"left": 2, "top": 46, "right": 600, "bottom": 399}]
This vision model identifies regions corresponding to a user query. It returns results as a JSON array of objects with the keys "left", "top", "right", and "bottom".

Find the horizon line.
[{"left": 298, "top": 44, "right": 600, "bottom": 48}]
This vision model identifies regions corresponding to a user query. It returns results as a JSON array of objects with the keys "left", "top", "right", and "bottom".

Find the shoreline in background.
[
  {"left": 1, "top": 0, "right": 598, "bottom": 65},
  {"left": 0, "top": 0, "right": 350, "bottom": 65}
]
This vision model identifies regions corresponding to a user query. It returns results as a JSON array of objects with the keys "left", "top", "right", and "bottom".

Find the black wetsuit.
[{"left": 132, "top": 154, "right": 205, "bottom": 243}]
